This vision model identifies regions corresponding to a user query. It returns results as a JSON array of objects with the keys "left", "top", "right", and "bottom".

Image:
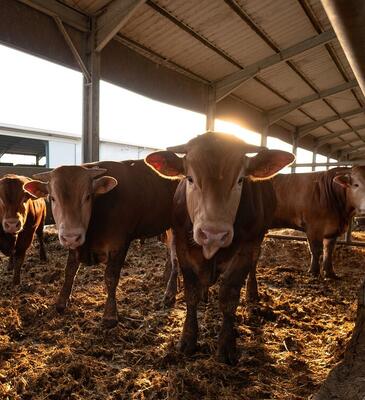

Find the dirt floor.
[{"left": 0, "top": 228, "right": 364, "bottom": 400}]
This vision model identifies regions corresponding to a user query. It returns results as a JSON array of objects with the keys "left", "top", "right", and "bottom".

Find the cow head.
[
  {"left": 0, "top": 175, "right": 35, "bottom": 235},
  {"left": 24, "top": 166, "right": 117, "bottom": 249},
  {"left": 333, "top": 166, "right": 365, "bottom": 215},
  {"left": 146, "top": 132, "right": 294, "bottom": 259}
]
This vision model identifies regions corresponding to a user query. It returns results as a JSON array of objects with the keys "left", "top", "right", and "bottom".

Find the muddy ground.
[{"left": 0, "top": 228, "right": 364, "bottom": 400}]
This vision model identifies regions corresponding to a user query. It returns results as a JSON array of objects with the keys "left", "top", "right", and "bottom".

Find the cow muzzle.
[
  {"left": 59, "top": 229, "right": 85, "bottom": 249},
  {"left": 195, "top": 225, "right": 233, "bottom": 259},
  {"left": 3, "top": 218, "right": 22, "bottom": 235}
]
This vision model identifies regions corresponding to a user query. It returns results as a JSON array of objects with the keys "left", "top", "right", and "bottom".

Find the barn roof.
[{"left": 3, "top": 0, "right": 365, "bottom": 161}]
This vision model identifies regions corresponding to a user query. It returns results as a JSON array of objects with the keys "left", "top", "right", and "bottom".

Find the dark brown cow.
[
  {"left": 0, "top": 174, "right": 47, "bottom": 285},
  {"left": 24, "top": 161, "right": 178, "bottom": 328},
  {"left": 145, "top": 132, "right": 294, "bottom": 364},
  {"left": 245, "top": 167, "right": 365, "bottom": 302}
]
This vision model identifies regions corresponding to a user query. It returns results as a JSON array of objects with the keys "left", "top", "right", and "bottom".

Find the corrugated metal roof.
[{"left": 59, "top": 0, "right": 365, "bottom": 155}]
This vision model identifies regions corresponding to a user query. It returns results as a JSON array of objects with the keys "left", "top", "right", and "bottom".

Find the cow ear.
[
  {"left": 92, "top": 176, "right": 117, "bottom": 195},
  {"left": 23, "top": 180, "right": 49, "bottom": 198},
  {"left": 333, "top": 174, "right": 351, "bottom": 188},
  {"left": 145, "top": 151, "right": 185, "bottom": 179},
  {"left": 247, "top": 150, "right": 295, "bottom": 180}
]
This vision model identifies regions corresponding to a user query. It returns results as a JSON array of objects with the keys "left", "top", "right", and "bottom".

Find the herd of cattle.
[{"left": 1, "top": 131, "right": 364, "bottom": 365}]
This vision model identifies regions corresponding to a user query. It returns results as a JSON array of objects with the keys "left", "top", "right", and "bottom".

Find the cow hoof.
[
  {"left": 217, "top": 346, "right": 238, "bottom": 365},
  {"left": 179, "top": 337, "right": 197, "bottom": 356},
  {"left": 245, "top": 292, "right": 260, "bottom": 304},
  {"left": 324, "top": 271, "right": 340, "bottom": 280},
  {"left": 308, "top": 269, "right": 320, "bottom": 278},
  {"left": 163, "top": 293, "right": 176, "bottom": 308},
  {"left": 55, "top": 302, "right": 67, "bottom": 314},
  {"left": 102, "top": 318, "right": 118, "bottom": 329},
  {"left": 12, "top": 278, "right": 20, "bottom": 286}
]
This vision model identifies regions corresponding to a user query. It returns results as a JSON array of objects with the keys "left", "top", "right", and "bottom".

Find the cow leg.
[
  {"left": 7, "top": 254, "right": 14, "bottom": 271},
  {"left": 308, "top": 238, "right": 323, "bottom": 277},
  {"left": 179, "top": 267, "right": 202, "bottom": 356},
  {"left": 163, "top": 234, "right": 179, "bottom": 307},
  {"left": 217, "top": 244, "right": 255, "bottom": 365},
  {"left": 36, "top": 223, "right": 47, "bottom": 262},
  {"left": 102, "top": 248, "right": 127, "bottom": 329},
  {"left": 245, "top": 245, "right": 262, "bottom": 303},
  {"left": 323, "top": 237, "right": 338, "bottom": 279},
  {"left": 12, "top": 251, "right": 26, "bottom": 286},
  {"left": 55, "top": 249, "right": 80, "bottom": 313}
]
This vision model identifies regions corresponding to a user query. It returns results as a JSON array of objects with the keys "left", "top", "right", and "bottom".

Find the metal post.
[
  {"left": 261, "top": 126, "right": 268, "bottom": 147},
  {"left": 82, "top": 17, "right": 100, "bottom": 163},
  {"left": 291, "top": 130, "right": 298, "bottom": 173},
  {"left": 326, "top": 156, "right": 330, "bottom": 170},
  {"left": 312, "top": 144, "right": 317, "bottom": 171},
  {"left": 206, "top": 85, "right": 216, "bottom": 132}
]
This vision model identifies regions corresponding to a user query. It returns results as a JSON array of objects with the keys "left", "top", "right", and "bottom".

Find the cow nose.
[
  {"left": 197, "top": 228, "right": 230, "bottom": 245},
  {"left": 3, "top": 218, "right": 21, "bottom": 234},
  {"left": 60, "top": 233, "right": 84, "bottom": 249}
]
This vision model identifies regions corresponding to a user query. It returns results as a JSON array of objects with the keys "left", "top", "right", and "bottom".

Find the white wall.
[{"left": 48, "top": 140, "right": 79, "bottom": 167}]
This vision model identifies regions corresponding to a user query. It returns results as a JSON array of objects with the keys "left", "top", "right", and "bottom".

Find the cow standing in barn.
[
  {"left": 245, "top": 166, "right": 365, "bottom": 303},
  {"left": 24, "top": 161, "right": 178, "bottom": 328},
  {"left": 145, "top": 132, "right": 294, "bottom": 364},
  {"left": 0, "top": 174, "right": 47, "bottom": 285}
]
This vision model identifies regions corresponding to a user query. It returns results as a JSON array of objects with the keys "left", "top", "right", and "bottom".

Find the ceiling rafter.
[
  {"left": 298, "top": 107, "right": 365, "bottom": 138},
  {"left": 95, "top": 0, "right": 146, "bottom": 52},
  {"left": 317, "top": 123, "right": 365, "bottom": 145}
]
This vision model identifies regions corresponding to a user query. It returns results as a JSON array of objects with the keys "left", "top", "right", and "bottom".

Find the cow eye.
[
  {"left": 238, "top": 177, "right": 244, "bottom": 185},
  {"left": 186, "top": 176, "right": 194, "bottom": 184},
  {"left": 353, "top": 183, "right": 359, "bottom": 188},
  {"left": 50, "top": 196, "right": 55, "bottom": 203},
  {"left": 85, "top": 194, "right": 91, "bottom": 201}
]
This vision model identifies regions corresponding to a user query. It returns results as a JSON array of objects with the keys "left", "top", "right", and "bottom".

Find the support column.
[
  {"left": 206, "top": 85, "right": 216, "bottom": 132},
  {"left": 261, "top": 126, "right": 268, "bottom": 147},
  {"left": 82, "top": 17, "right": 100, "bottom": 163},
  {"left": 291, "top": 130, "right": 298, "bottom": 173},
  {"left": 326, "top": 156, "right": 330, "bottom": 170},
  {"left": 312, "top": 144, "right": 318, "bottom": 171}
]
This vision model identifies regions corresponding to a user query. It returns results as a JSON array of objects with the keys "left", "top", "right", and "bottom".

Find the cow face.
[
  {"left": 146, "top": 132, "right": 294, "bottom": 259},
  {"left": 24, "top": 166, "right": 117, "bottom": 249},
  {"left": 0, "top": 175, "right": 33, "bottom": 235},
  {"left": 333, "top": 166, "right": 365, "bottom": 214}
]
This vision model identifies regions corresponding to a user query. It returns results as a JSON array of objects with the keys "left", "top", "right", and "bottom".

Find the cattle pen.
[{"left": 1, "top": 0, "right": 365, "bottom": 399}]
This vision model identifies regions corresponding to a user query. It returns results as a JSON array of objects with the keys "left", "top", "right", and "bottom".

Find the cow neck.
[{"left": 319, "top": 169, "right": 353, "bottom": 227}]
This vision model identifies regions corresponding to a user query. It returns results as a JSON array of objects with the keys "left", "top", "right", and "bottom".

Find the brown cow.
[
  {"left": 245, "top": 166, "right": 365, "bottom": 302},
  {"left": 160, "top": 229, "right": 180, "bottom": 306},
  {"left": 145, "top": 132, "right": 294, "bottom": 364},
  {"left": 24, "top": 161, "right": 178, "bottom": 328},
  {"left": 0, "top": 175, "right": 47, "bottom": 285}
]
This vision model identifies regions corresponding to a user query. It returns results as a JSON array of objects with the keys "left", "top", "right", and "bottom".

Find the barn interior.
[{"left": 1, "top": 1, "right": 365, "bottom": 399}]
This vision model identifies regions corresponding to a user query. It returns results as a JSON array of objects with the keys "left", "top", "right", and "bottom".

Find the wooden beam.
[
  {"left": 267, "top": 80, "right": 358, "bottom": 125},
  {"left": 215, "top": 29, "right": 336, "bottom": 102},
  {"left": 96, "top": 0, "right": 146, "bottom": 52},
  {"left": 18, "top": 0, "right": 89, "bottom": 31}
]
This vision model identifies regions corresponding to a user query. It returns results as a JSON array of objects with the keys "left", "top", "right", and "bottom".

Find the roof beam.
[
  {"left": 95, "top": 0, "right": 146, "bottom": 52},
  {"left": 18, "top": 0, "right": 89, "bottom": 31},
  {"left": 297, "top": 107, "right": 365, "bottom": 138},
  {"left": 330, "top": 137, "right": 364, "bottom": 152},
  {"left": 347, "top": 146, "right": 365, "bottom": 158},
  {"left": 267, "top": 80, "right": 358, "bottom": 125},
  {"left": 317, "top": 124, "right": 365, "bottom": 145},
  {"left": 215, "top": 29, "right": 336, "bottom": 102}
]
